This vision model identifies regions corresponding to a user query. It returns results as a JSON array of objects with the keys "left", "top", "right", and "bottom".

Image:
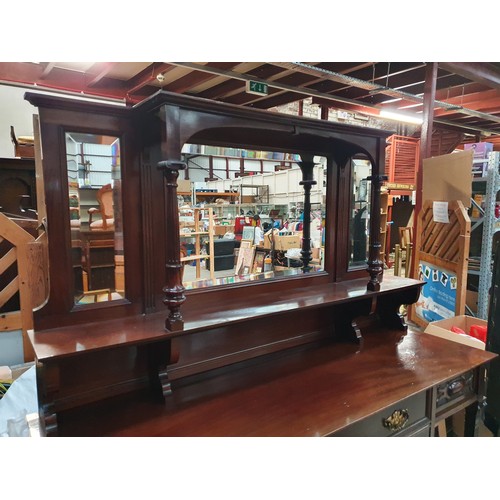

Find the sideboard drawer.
[
  {"left": 435, "top": 370, "right": 476, "bottom": 413},
  {"left": 331, "top": 391, "right": 429, "bottom": 437}
]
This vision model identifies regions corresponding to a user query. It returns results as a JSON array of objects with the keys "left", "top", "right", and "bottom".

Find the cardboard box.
[
  {"left": 466, "top": 290, "right": 478, "bottom": 315},
  {"left": 274, "top": 235, "right": 301, "bottom": 251},
  {"left": 214, "top": 224, "right": 234, "bottom": 236},
  {"left": 263, "top": 230, "right": 301, "bottom": 251},
  {"left": 177, "top": 179, "right": 192, "bottom": 194},
  {"left": 424, "top": 315, "right": 486, "bottom": 349},
  {"left": 471, "top": 194, "right": 484, "bottom": 218},
  {"left": 241, "top": 195, "right": 256, "bottom": 203},
  {"left": 422, "top": 150, "right": 473, "bottom": 206}
]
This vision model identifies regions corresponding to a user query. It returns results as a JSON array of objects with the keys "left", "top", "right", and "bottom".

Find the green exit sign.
[{"left": 246, "top": 80, "right": 268, "bottom": 96}]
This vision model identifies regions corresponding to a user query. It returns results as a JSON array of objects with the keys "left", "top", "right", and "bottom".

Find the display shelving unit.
[
  {"left": 180, "top": 207, "right": 215, "bottom": 282},
  {"left": 468, "top": 151, "right": 500, "bottom": 319}
]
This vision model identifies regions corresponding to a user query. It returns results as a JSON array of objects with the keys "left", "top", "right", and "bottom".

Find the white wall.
[
  {"left": 0, "top": 85, "right": 38, "bottom": 158},
  {"left": 0, "top": 331, "right": 24, "bottom": 366}
]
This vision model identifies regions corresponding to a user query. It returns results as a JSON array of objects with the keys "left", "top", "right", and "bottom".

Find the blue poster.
[{"left": 415, "top": 261, "right": 457, "bottom": 323}]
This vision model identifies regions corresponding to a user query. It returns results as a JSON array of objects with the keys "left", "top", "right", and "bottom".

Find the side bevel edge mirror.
[{"left": 65, "top": 132, "right": 125, "bottom": 306}]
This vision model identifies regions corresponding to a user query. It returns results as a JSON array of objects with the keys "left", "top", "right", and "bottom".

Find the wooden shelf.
[
  {"left": 29, "top": 275, "right": 424, "bottom": 360},
  {"left": 181, "top": 255, "right": 210, "bottom": 262},
  {"left": 180, "top": 231, "right": 209, "bottom": 236},
  {"left": 195, "top": 192, "right": 239, "bottom": 198},
  {"left": 180, "top": 207, "right": 214, "bottom": 282}
]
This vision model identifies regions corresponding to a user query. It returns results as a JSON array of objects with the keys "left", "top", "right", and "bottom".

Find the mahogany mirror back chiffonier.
[{"left": 24, "top": 91, "right": 495, "bottom": 437}]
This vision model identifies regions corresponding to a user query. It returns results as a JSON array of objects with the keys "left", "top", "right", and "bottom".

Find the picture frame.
[
  {"left": 242, "top": 226, "right": 256, "bottom": 242},
  {"left": 235, "top": 245, "right": 255, "bottom": 275},
  {"left": 252, "top": 251, "right": 266, "bottom": 274}
]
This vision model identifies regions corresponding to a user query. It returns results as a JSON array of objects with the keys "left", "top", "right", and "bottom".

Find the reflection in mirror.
[
  {"left": 65, "top": 132, "right": 125, "bottom": 305},
  {"left": 348, "top": 158, "right": 372, "bottom": 269},
  {"left": 178, "top": 145, "right": 326, "bottom": 289}
]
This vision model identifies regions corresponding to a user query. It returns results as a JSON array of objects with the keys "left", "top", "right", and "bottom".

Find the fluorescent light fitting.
[{"left": 379, "top": 109, "right": 423, "bottom": 125}]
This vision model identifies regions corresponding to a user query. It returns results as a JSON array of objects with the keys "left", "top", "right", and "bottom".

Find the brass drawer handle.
[{"left": 383, "top": 409, "right": 409, "bottom": 432}]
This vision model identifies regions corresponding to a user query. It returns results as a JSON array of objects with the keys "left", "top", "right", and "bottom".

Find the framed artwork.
[
  {"left": 236, "top": 245, "right": 255, "bottom": 275},
  {"left": 252, "top": 251, "right": 266, "bottom": 274},
  {"left": 240, "top": 239, "right": 253, "bottom": 248},
  {"left": 242, "top": 226, "right": 256, "bottom": 242}
]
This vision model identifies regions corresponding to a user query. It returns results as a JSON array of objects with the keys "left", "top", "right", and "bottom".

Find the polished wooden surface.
[
  {"left": 25, "top": 91, "right": 488, "bottom": 438},
  {"left": 56, "top": 326, "right": 496, "bottom": 437},
  {"left": 29, "top": 275, "right": 422, "bottom": 361}
]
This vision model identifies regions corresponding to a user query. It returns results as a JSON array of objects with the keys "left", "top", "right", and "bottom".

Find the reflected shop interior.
[
  {"left": 64, "top": 134, "right": 373, "bottom": 301},
  {"left": 65, "top": 132, "right": 125, "bottom": 306},
  {"left": 177, "top": 144, "right": 372, "bottom": 290}
]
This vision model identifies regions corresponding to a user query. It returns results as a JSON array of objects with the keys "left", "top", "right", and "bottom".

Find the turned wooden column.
[
  {"left": 366, "top": 174, "right": 387, "bottom": 291},
  {"left": 158, "top": 160, "right": 186, "bottom": 331},
  {"left": 298, "top": 155, "right": 317, "bottom": 272}
]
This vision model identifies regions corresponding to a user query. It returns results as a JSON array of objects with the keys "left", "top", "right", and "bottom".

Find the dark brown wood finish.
[
  {"left": 158, "top": 160, "right": 186, "bottom": 331},
  {"left": 24, "top": 89, "right": 491, "bottom": 438},
  {"left": 24, "top": 93, "right": 143, "bottom": 329},
  {"left": 29, "top": 275, "right": 423, "bottom": 361},
  {"left": 297, "top": 155, "right": 316, "bottom": 272},
  {"left": 54, "top": 326, "right": 496, "bottom": 437},
  {"left": 0, "top": 157, "right": 37, "bottom": 216}
]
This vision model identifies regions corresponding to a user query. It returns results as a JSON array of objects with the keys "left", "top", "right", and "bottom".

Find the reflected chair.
[
  {"left": 394, "top": 226, "right": 413, "bottom": 277},
  {"left": 88, "top": 183, "right": 114, "bottom": 231}
]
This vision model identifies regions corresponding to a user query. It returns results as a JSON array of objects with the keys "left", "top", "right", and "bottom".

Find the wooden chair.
[
  {"left": 88, "top": 184, "right": 114, "bottom": 231},
  {"left": 394, "top": 226, "right": 413, "bottom": 277}
]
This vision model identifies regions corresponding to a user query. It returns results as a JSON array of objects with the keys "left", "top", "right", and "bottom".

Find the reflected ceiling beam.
[
  {"left": 439, "top": 62, "right": 500, "bottom": 90},
  {"left": 87, "top": 62, "right": 118, "bottom": 87}
]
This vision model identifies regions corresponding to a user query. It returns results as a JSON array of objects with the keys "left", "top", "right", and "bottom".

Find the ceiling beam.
[
  {"left": 125, "top": 63, "right": 175, "bottom": 96},
  {"left": 163, "top": 62, "right": 239, "bottom": 94},
  {"left": 86, "top": 62, "right": 118, "bottom": 87},
  {"left": 39, "top": 62, "right": 56, "bottom": 79},
  {"left": 169, "top": 62, "right": 383, "bottom": 110},
  {"left": 439, "top": 62, "right": 500, "bottom": 90}
]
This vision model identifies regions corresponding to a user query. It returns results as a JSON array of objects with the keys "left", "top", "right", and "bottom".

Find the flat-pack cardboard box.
[
  {"left": 424, "top": 315, "right": 486, "bottom": 349},
  {"left": 263, "top": 230, "right": 301, "bottom": 251},
  {"left": 275, "top": 235, "right": 301, "bottom": 251}
]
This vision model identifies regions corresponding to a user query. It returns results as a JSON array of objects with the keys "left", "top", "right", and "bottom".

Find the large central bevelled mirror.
[
  {"left": 179, "top": 144, "right": 326, "bottom": 290},
  {"left": 65, "top": 132, "right": 125, "bottom": 305}
]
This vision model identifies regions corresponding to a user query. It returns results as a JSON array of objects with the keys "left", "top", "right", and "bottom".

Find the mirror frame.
[{"left": 25, "top": 93, "right": 143, "bottom": 330}]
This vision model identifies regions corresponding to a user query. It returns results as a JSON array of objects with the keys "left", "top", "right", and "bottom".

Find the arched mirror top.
[{"left": 136, "top": 90, "right": 391, "bottom": 163}]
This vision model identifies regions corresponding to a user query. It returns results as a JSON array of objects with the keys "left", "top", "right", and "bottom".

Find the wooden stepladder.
[
  {"left": 0, "top": 115, "right": 49, "bottom": 362},
  {"left": 408, "top": 200, "right": 470, "bottom": 328}
]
